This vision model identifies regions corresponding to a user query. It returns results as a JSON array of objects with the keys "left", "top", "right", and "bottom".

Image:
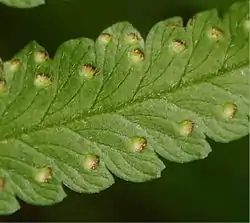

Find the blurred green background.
[{"left": 0, "top": 0, "right": 249, "bottom": 221}]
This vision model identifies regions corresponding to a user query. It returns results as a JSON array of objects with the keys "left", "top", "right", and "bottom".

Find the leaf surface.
[
  {"left": 0, "top": 0, "right": 44, "bottom": 8},
  {"left": 0, "top": 1, "right": 249, "bottom": 214}
]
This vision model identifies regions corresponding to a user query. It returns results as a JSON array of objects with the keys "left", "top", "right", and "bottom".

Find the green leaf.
[
  {"left": 0, "top": 1, "right": 249, "bottom": 214},
  {"left": 0, "top": 0, "right": 45, "bottom": 8}
]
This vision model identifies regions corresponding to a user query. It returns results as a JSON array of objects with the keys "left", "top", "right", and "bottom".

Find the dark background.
[{"left": 0, "top": 0, "right": 249, "bottom": 221}]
